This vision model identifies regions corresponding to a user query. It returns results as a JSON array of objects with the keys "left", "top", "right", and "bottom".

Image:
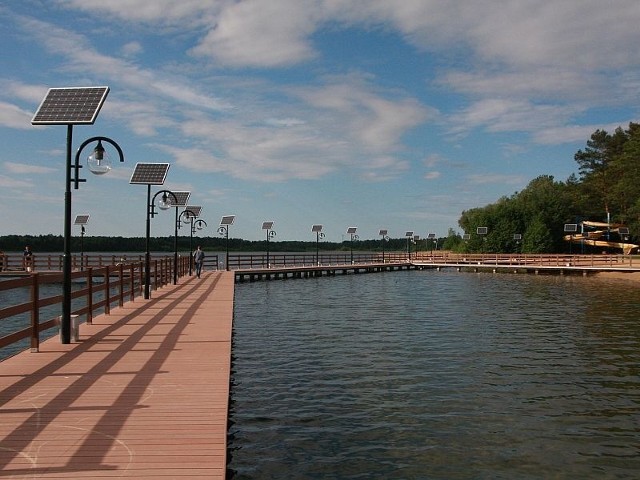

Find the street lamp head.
[
  {"left": 158, "top": 192, "right": 172, "bottom": 210},
  {"left": 87, "top": 140, "right": 111, "bottom": 175}
]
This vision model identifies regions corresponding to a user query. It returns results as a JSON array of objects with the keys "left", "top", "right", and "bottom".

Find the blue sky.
[{"left": 1, "top": 1, "right": 639, "bottom": 243}]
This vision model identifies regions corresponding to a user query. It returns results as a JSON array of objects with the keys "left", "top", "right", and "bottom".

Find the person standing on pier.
[
  {"left": 23, "top": 245, "right": 33, "bottom": 272},
  {"left": 194, "top": 246, "right": 205, "bottom": 278}
]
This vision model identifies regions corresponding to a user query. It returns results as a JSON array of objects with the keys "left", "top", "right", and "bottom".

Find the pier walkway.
[{"left": 0, "top": 270, "right": 234, "bottom": 479}]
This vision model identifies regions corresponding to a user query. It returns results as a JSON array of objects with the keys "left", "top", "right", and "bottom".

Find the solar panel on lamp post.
[
  {"left": 169, "top": 191, "right": 190, "bottom": 284},
  {"left": 262, "top": 221, "right": 276, "bottom": 268},
  {"left": 312, "top": 225, "right": 324, "bottom": 266},
  {"left": 147, "top": 189, "right": 178, "bottom": 297},
  {"left": 347, "top": 227, "right": 358, "bottom": 264},
  {"left": 74, "top": 215, "right": 90, "bottom": 270},
  {"left": 379, "top": 229, "right": 388, "bottom": 263},
  {"left": 427, "top": 233, "right": 436, "bottom": 255},
  {"left": 129, "top": 163, "right": 172, "bottom": 300},
  {"left": 477, "top": 226, "right": 488, "bottom": 254},
  {"left": 513, "top": 233, "right": 522, "bottom": 254},
  {"left": 564, "top": 223, "right": 577, "bottom": 254},
  {"left": 31, "top": 87, "right": 124, "bottom": 344},
  {"left": 405, "top": 231, "right": 414, "bottom": 260},
  {"left": 180, "top": 206, "right": 202, "bottom": 276},
  {"left": 218, "top": 215, "right": 235, "bottom": 271}
]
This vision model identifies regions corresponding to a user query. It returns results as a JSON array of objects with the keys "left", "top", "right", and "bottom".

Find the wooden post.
[
  {"left": 87, "top": 268, "right": 94, "bottom": 324},
  {"left": 30, "top": 274, "right": 40, "bottom": 352}
]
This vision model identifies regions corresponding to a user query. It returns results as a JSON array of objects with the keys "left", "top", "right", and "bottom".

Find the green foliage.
[
  {"left": 457, "top": 122, "right": 640, "bottom": 253},
  {"left": 441, "top": 228, "right": 464, "bottom": 252}
]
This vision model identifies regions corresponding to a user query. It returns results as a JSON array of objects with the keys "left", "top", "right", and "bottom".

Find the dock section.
[{"left": 0, "top": 271, "right": 234, "bottom": 479}]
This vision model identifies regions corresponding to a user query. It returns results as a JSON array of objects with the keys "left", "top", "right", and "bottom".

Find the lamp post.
[
  {"left": 564, "top": 223, "right": 577, "bottom": 254},
  {"left": 347, "top": 227, "right": 358, "bottom": 264},
  {"left": 427, "top": 233, "right": 436, "bottom": 255},
  {"left": 129, "top": 163, "right": 172, "bottom": 299},
  {"left": 32, "top": 87, "right": 119, "bottom": 345},
  {"left": 69, "top": 137, "right": 124, "bottom": 342},
  {"left": 405, "top": 231, "right": 414, "bottom": 260},
  {"left": 218, "top": 215, "right": 235, "bottom": 271},
  {"left": 477, "top": 226, "right": 488, "bottom": 254},
  {"left": 192, "top": 219, "right": 208, "bottom": 273},
  {"left": 513, "top": 233, "right": 522, "bottom": 253},
  {"left": 379, "top": 229, "right": 389, "bottom": 263},
  {"left": 193, "top": 219, "right": 207, "bottom": 235},
  {"left": 312, "top": 225, "right": 324, "bottom": 266},
  {"left": 143, "top": 189, "right": 177, "bottom": 299},
  {"left": 178, "top": 210, "right": 195, "bottom": 276},
  {"left": 74, "top": 214, "right": 89, "bottom": 270},
  {"left": 168, "top": 192, "right": 190, "bottom": 284},
  {"left": 179, "top": 206, "right": 200, "bottom": 276},
  {"left": 188, "top": 217, "right": 208, "bottom": 273},
  {"left": 262, "top": 221, "right": 276, "bottom": 267},
  {"left": 180, "top": 207, "right": 200, "bottom": 276}
]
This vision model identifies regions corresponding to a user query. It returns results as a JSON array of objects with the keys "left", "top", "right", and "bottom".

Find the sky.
[{"left": 1, "top": 1, "right": 639, "bottom": 243}]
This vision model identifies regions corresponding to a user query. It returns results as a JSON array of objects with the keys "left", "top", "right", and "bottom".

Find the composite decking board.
[{"left": 0, "top": 271, "right": 234, "bottom": 479}]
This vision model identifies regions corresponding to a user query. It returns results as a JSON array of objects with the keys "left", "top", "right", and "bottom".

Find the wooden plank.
[{"left": 0, "top": 271, "right": 234, "bottom": 479}]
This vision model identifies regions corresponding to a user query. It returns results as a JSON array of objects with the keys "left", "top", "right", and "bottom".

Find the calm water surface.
[{"left": 227, "top": 270, "right": 640, "bottom": 479}]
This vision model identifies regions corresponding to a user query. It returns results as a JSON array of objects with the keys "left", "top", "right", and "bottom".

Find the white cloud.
[
  {"left": 533, "top": 122, "right": 630, "bottom": 145},
  {"left": 121, "top": 41, "right": 143, "bottom": 57},
  {"left": 467, "top": 173, "right": 525, "bottom": 185},
  {"left": 0, "top": 174, "right": 33, "bottom": 188},
  {"left": 17, "top": 15, "right": 230, "bottom": 113},
  {"left": 4, "top": 162, "right": 57, "bottom": 174},
  {"left": 0, "top": 102, "right": 33, "bottom": 129},
  {"left": 448, "top": 98, "right": 579, "bottom": 138},
  {"left": 297, "top": 78, "right": 428, "bottom": 153},
  {"left": 43, "top": 0, "right": 640, "bottom": 147},
  {"left": 57, "top": 0, "right": 224, "bottom": 24},
  {"left": 423, "top": 154, "right": 442, "bottom": 168},
  {"left": 190, "top": 0, "right": 321, "bottom": 67}
]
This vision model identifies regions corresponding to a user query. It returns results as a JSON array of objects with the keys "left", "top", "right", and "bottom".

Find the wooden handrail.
[{"left": 0, "top": 255, "right": 193, "bottom": 357}]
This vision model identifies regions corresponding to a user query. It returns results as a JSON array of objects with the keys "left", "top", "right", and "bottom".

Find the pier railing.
[
  {"left": 411, "top": 252, "right": 640, "bottom": 268},
  {"left": 0, "top": 256, "right": 192, "bottom": 357},
  {"left": 226, "top": 252, "right": 409, "bottom": 269},
  {"left": 0, "top": 252, "right": 219, "bottom": 273}
]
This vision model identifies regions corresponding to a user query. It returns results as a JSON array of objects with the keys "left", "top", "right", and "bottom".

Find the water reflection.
[{"left": 228, "top": 271, "right": 640, "bottom": 479}]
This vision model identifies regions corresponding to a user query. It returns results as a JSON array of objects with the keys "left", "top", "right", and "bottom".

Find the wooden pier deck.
[{"left": 0, "top": 270, "right": 234, "bottom": 479}]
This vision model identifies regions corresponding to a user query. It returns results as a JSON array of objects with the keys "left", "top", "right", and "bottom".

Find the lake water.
[{"left": 227, "top": 270, "right": 640, "bottom": 479}]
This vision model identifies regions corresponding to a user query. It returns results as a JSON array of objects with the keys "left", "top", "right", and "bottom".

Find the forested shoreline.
[
  {"left": 456, "top": 122, "right": 640, "bottom": 253},
  {"left": 0, "top": 234, "right": 413, "bottom": 254}
]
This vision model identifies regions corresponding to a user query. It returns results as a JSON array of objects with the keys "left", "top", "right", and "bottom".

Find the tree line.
[
  {"left": 0, "top": 234, "right": 421, "bottom": 254},
  {"left": 453, "top": 122, "right": 640, "bottom": 254}
]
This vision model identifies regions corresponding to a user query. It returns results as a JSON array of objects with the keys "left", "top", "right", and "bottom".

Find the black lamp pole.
[
  {"left": 145, "top": 189, "right": 177, "bottom": 299},
  {"left": 80, "top": 225, "right": 85, "bottom": 270},
  {"left": 350, "top": 233, "right": 359, "bottom": 264},
  {"left": 266, "top": 228, "right": 276, "bottom": 267},
  {"left": 173, "top": 207, "right": 179, "bottom": 285},
  {"left": 381, "top": 234, "right": 389, "bottom": 263},
  {"left": 179, "top": 209, "right": 197, "bottom": 276},
  {"left": 218, "top": 225, "right": 230, "bottom": 271},
  {"left": 62, "top": 135, "right": 124, "bottom": 343},
  {"left": 316, "top": 231, "right": 325, "bottom": 266}
]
